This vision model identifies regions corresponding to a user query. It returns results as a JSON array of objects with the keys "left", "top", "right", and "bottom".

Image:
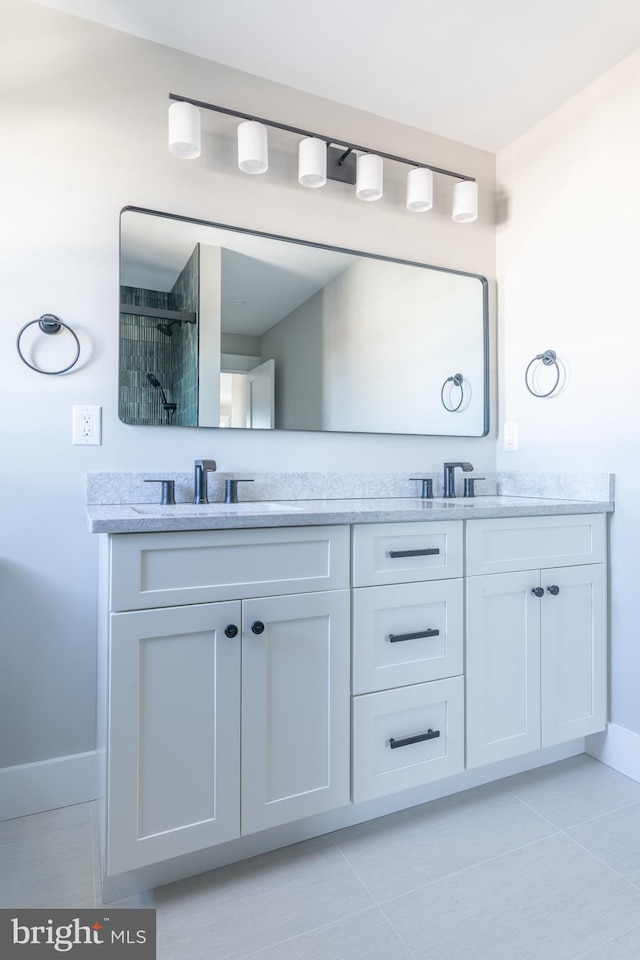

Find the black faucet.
[
  {"left": 443, "top": 461, "right": 474, "bottom": 498},
  {"left": 193, "top": 459, "right": 217, "bottom": 504}
]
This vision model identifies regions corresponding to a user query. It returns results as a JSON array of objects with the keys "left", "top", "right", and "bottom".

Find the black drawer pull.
[
  {"left": 531, "top": 587, "right": 544, "bottom": 598},
  {"left": 389, "top": 728, "right": 440, "bottom": 749},
  {"left": 388, "top": 548, "right": 440, "bottom": 558},
  {"left": 224, "top": 624, "right": 238, "bottom": 639},
  {"left": 389, "top": 628, "right": 440, "bottom": 643},
  {"left": 251, "top": 621, "right": 265, "bottom": 635},
  {"left": 547, "top": 585, "right": 560, "bottom": 596}
]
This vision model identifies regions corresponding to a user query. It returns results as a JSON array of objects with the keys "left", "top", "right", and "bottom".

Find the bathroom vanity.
[{"left": 90, "top": 483, "right": 612, "bottom": 899}]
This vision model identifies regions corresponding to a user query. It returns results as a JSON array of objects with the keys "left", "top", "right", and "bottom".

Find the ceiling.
[{"left": 30, "top": 0, "right": 640, "bottom": 151}]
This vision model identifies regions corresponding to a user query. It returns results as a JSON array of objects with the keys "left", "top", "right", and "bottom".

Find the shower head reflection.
[
  {"left": 156, "top": 320, "right": 182, "bottom": 337},
  {"left": 146, "top": 372, "right": 177, "bottom": 422}
]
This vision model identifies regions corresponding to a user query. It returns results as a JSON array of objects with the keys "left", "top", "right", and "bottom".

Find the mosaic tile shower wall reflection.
[{"left": 119, "top": 246, "right": 200, "bottom": 426}]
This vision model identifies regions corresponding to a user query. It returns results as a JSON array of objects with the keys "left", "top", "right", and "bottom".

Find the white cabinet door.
[
  {"left": 467, "top": 563, "right": 607, "bottom": 769},
  {"left": 107, "top": 602, "right": 241, "bottom": 875},
  {"left": 466, "top": 572, "right": 542, "bottom": 768},
  {"left": 241, "top": 590, "right": 351, "bottom": 834},
  {"left": 541, "top": 564, "right": 607, "bottom": 746}
]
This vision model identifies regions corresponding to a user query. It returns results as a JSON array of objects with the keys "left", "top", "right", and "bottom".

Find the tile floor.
[{"left": 3, "top": 755, "right": 640, "bottom": 958}]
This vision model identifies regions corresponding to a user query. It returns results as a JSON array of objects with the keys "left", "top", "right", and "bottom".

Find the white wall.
[
  {"left": 319, "top": 258, "right": 485, "bottom": 435},
  {"left": 260, "top": 290, "right": 325, "bottom": 430},
  {"left": 0, "top": 0, "right": 495, "bottom": 774},
  {"left": 497, "top": 47, "right": 640, "bottom": 734}
]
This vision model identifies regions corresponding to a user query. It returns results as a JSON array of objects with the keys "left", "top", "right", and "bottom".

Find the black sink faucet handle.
[
  {"left": 144, "top": 479, "right": 176, "bottom": 505},
  {"left": 224, "top": 479, "right": 254, "bottom": 504},
  {"left": 410, "top": 478, "right": 434, "bottom": 499},
  {"left": 463, "top": 476, "right": 485, "bottom": 499}
]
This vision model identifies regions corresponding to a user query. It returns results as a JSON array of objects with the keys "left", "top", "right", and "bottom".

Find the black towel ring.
[
  {"left": 441, "top": 373, "right": 465, "bottom": 412},
  {"left": 525, "top": 349, "right": 560, "bottom": 398},
  {"left": 16, "top": 314, "right": 81, "bottom": 375}
]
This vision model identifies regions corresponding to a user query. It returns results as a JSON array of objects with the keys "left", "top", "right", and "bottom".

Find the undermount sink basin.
[
  {"left": 428, "top": 498, "right": 479, "bottom": 506},
  {"left": 426, "top": 496, "right": 506, "bottom": 507},
  {"left": 130, "top": 502, "right": 304, "bottom": 517}
]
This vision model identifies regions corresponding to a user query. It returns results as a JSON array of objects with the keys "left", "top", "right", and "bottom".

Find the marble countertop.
[{"left": 87, "top": 494, "right": 614, "bottom": 534}]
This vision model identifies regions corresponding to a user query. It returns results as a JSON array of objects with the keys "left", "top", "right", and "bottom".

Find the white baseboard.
[
  {"left": 0, "top": 751, "right": 98, "bottom": 821},
  {"left": 586, "top": 723, "right": 640, "bottom": 783}
]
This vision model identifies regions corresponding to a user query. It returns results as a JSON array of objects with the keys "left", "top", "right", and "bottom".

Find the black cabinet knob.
[
  {"left": 547, "top": 585, "right": 560, "bottom": 596},
  {"left": 224, "top": 624, "right": 238, "bottom": 638},
  {"left": 531, "top": 587, "right": 544, "bottom": 598},
  {"left": 251, "top": 621, "right": 265, "bottom": 635}
]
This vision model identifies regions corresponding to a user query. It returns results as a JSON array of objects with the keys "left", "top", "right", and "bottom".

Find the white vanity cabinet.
[
  {"left": 465, "top": 514, "right": 607, "bottom": 768},
  {"left": 350, "top": 522, "right": 465, "bottom": 802},
  {"left": 95, "top": 503, "right": 610, "bottom": 894},
  {"left": 103, "top": 526, "right": 351, "bottom": 876}
]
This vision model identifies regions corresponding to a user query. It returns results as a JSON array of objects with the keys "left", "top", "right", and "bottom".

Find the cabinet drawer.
[
  {"left": 352, "top": 521, "right": 463, "bottom": 587},
  {"left": 352, "top": 579, "right": 463, "bottom": 694},
  {"left": 466, "top": 514, "right": 605, "bottom": 576},
  {"left": 352, "top": 677, "right": 464, "bottom": 802},
  {"left": 110, "top": 525, "right": 350, "bottom": 611}
]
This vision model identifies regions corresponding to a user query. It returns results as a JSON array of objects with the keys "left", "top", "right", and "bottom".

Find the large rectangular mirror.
[{"left": 119, "top": 207, "right": 489, "bottom": 435}]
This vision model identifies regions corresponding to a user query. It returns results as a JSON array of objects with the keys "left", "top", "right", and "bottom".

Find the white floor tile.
[
  {"left": 501, "top": 754, "right": 640, "bottom": 828},
  {"left": 567, "top": 801, "right": 640, "bottom": 886},
  {"left": 0, "top": 803, "right": 96, "bottom": 908},
  {"left": 581, "top": 923, "right": 640, "bottom": 960},
  {"left": 331, "top": 781, "right": 557, "bottom": 901},
  {"left": 381, "top": 833, "right": 640, "bottom": 960},
  {"left": 213, "top": 908, "right": 413, "bottom": 960},
  {"left": 0, "top": 801, "right": 94, "bottom": 844},
  {"left": 108, "top": 837, "right": 375, "bottom": 960}
]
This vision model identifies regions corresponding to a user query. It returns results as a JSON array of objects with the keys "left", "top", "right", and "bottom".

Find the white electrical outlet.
[
  {"left": 72, "top": 405, "right": 102, "bottom": 445},
  {"left": 503, "top": 421, "right": 519, "bottom": 451}
]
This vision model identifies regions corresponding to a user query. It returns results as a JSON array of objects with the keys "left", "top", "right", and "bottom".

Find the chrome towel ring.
[
  {"left": 525, "top": 349, "right": 560, "bottom": 398},
  {"left": 16, "top": 314, "right": 81, "bottom": 375},
  {"left": 440, "top": 372, "right": 465, "bottom": 412}
]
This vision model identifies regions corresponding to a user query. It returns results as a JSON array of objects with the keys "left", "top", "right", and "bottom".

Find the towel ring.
[
  {"left": 16, "top": 314, "right": 81, "bottom": 375},
  {"left": 441, "top": 373, "right": 465, "bottom": 412},
  {"left": 525, "top": 349, "right": 560, "bottom": 398}
]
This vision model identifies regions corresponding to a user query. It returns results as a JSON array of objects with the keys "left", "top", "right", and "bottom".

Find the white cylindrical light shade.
[
  {"left": 356, "top": 154, "right": 383, "bottom": 201},
  {"left": 298, "top": 137, "right": 327, "bottom": 188},
  {"left": 168, "top": 101, "right": 201, "bottom": 159},
  {"left": 406, "top": 167, "right": 433, "bottom": 212},
  {"left": 238, "top": 121, "right": 268, "bottom": 174},
  {"left": 452, "top": 179, "right": 478, "bottom": 222}
]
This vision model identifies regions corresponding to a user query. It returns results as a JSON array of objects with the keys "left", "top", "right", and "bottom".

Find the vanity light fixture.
[
  {"left": 298, "top": 136, "right": 327, "bottom": 187},
  {"left": 168, "top": 94, "right": 478, "bottom": 221},
  {"left": 406, "top": 167, "right": 434, "bottom": 212},
  {"left": 237, "top": 120, "right": 268, "bottom": 174},
  {"left": 356, "top": 153, "right": 384, "bottom": 201},
  {"left": 452, "top": 179, "right": 479, "bottom": 223},
  {"left": 168, "top": 100, "right": 201, "bottom": 159}
]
